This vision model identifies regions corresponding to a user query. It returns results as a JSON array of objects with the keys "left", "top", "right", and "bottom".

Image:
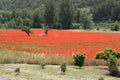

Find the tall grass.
[
  {"left": 0, "top": 50, "right": 45, "bottom": 64},
  {"left": 0, "top": 50, "right": 73, "bottom": 65},
  {"left": 0, "top": 49, "right": 110, "bottom": 65}
]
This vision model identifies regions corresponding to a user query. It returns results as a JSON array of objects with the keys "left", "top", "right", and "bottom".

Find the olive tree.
[{"left": 96, "top": 48, "right": 120, "bottom": 77}]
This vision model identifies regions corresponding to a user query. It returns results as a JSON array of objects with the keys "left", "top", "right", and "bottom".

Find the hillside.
[{"left": 0, "top": 0, "right": 105, "bottom": 10}]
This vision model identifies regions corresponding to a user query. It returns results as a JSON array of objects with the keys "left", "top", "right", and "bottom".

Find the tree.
[
  {"left": 80, "top": 8, "right": 94, "bottom": 29},
  {"left": 23, "top": 18, "right": 32, "bottom": 27},
  {"left": 111, "top": 1, "right": 120, "bottom": 21},
  {"left": 59, "top": 0, "right": 74, "bottom": 29},
  {"left": 96, "top": 49, "right": 120, "bottom": 77},
  {"left": 21, "top": 18, "right": 32, "bottom": 36},
  {"left": 33, "top": 10, "right": 42, "bottom": 28},
  {"left": 44, "top": 0, "right": 55, "bottom": 28},
  {"left": 74, "top": 8, "right": 80, "bottom": 23},
  {"left": 0, "top": 12, "right": 11, "bottom": 24},
  {"left": 21, "top": 26, "right": 31, "bottom": 36},
  {"left": 16, "top": 17, "right": 23, "bottom": 29},
  {"left": 92, "top": 0, "right": 115, "bottom": 21}
]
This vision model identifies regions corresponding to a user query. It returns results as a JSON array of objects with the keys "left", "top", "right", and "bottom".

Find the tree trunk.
[{"left": 108, "top": 64, "right": 120, "bottom": 77}]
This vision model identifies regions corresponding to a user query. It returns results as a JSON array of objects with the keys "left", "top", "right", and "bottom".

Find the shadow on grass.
[
  {"left": 72, "top": 66, "right": 84, "bottom": 70},
  {"left": 105, "top": 72, "right": 120, "bottom": 78}
]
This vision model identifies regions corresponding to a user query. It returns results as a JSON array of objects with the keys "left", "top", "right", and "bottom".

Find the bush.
[
  {"left": 111, "top": 22, "right": 120, "bottom": 31},
  {"left": 96, "top": 48, "right": 120, "bottom": 77},
  {"left": 40, "top": 61, "right": 46, "bottom": 69},
  {"left": 98, "top": 77, "right": 104, "bottom": 80},
  {"left": 73, "top": 54, "right": 85, "bottom": 68},
  {"left": 14, "top": 68, "right": 20, "bottom": 73},
  {"left": 96, "top": 48, "right": 120, "bottom": 60},
  {"left": 71, "top": 23, "right": 81, "bottom": 29},
  {"left": 107, "top": 55, "right": 120, "bottom": 76},
  {"left": 60, "top": 63, "right": 67, "bottom": 74}
]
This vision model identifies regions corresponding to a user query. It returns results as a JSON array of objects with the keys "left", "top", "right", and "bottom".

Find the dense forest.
[
  {"left": 0, "top": 0, "right": 120, "bottom": 30},
  {"left": 0, "top": 0, "right": 105, "bottom": 10}
]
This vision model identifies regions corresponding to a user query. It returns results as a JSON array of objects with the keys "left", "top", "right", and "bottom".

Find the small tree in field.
[
  {"left": 96, "top": 48, "right": 120, "bottom": 77},
  {"left": 21, "top": 26, "right": 31, "bottom": 36},
  {"left": 40, "top": 61, "right": 46, "bottom": 69},
  {"left": 73, "top": 54, "right": 85, "bottom": 68},
  {"left": 60, "top": 63, "right": 67, "bottom": 75},
  {"left": 21, "top": 18, "right": 32, "bottom": 36}
]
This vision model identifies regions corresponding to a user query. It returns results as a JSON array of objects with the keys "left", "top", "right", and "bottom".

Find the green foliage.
[
  {"left": 71, "top": 23, "right": 81, "bottom": 29},
  {"left": 0, "top": 0, "right": 120, "bottom": 30},
  {"left": 80, "top": 8, "right": 94, "bottom": 30},
  {"left": 21, "top": 26, "right": 31, "bottom": 36},
  {"left": 98, "top": 77, "right": 104, "bottom": 80},
  {"left": 111, "top": 22, "right": 120, "bottom": 31},
  {"left": 92, "top": 0, "right": 120, "bottom": 22},
  {"left": 52, "top": 23, "right": 62, "bottom": 29},
  {"left": 74, "top": 9, "right": 80, "bottom": 23},
  {"left": 96, "top": 48, "right": 120, "bottom": 61},
  {"left": 107, "top": 55, "right": 120, "bottom": 76},
  {"left": 40, "top": 61, "right": 46, "bottom": 69},
  {"left": 44, "top": 0, "right": 55, "bottom": 28},
  {"left": 0, "top": 0, "right": 106, "bottom": 10},
  {"left": 60, "top": 63, "right": 67, "bottom": 74},
  {"left": 14, "top": 68, "right": 20, "bottom": 73},
  {"left": 7, "top": 20, "right": 17, "bottom": 29},
  {"left": 16, "top": 17, "right": 23, "bottom": 29},
  {"left": 107, "top": 55, "right": 117, "bottom": 66},
  {"left": 73, "top": 54, "right": 85, "bottom": 68},
  {"left": 96, "top": 48, "right": 120, "bottom": 77},
  {"left": 33, "top": 10, "right": 42, "bottom": 28},
  {"left": 0, "top": 11, "right": 11, "bottom": 24},
  {"left": 111, "top": 1, "right": 120, "bottom": 21},
  {"left": 92, "top": 0, "right": 115, "bottom": 21},
  {"left": 59, "top": 0, "right": 74, "bottom": 29},
  {"left": 23, "top": 18, "right": 32, "bottom": 27}
]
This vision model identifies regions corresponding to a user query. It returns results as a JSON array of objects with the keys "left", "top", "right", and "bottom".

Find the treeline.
[
  {"left": 0, "top": 9, "right": 43, "bottom": 29},
  {"left": 0, "top": 0, "right": 105, "bottom": 10},
  {"left": 92, "top": 0, "right": 120, "bottom": 22},
  {"left": 0, "top": 0, "right": 120, "bottom": 30}
]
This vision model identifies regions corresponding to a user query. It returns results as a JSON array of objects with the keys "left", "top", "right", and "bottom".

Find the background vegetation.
[{"left": 0, "top": 0, "right": 120, "bottom": 30}]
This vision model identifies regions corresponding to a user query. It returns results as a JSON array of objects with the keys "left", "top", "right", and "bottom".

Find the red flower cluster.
[{"left": 0, "top": 29, "right": 120, "bottom": 61}]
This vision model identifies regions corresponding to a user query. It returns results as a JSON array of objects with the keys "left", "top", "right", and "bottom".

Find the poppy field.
[{"left": 0, "top": 29, "right": 120, "bottom": 62}]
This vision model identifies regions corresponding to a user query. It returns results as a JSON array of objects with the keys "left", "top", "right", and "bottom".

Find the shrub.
[
  {"left": 98, "top": 77, "right": 104, "bottom": 80},
  {"left": 96, "top": 48, "right": 120, "bottom": 60},
  {"left": 60, "top": 63, "right": 67, "bottom": 74},
  {"left": 111, "top": 22, "right": 120, "bottom": 31},
  {"left": 73, "top": 54, "right": 85, "bottom": 68},
  {"left": 107, "top": 55, "right": 120, "bottom": 76},
  {"left": 96, "top": 48, "right": 120, "bottom": 77},
  {"left": 96, "top": 27, "right": 100, "bottom": 31},
  {"left": 71, "top": 23, "right": 81, "bottom": 29},
  {"left": 40, "top": 61, "right": 46, "bottom": 69},
  {"left": 14, "top": 68, "right": 20, "bottom": 73}
]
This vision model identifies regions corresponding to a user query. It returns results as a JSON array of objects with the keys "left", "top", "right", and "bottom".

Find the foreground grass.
[
  {"left": 0, "top": 64, "right": 120, "bottom": 80},
  {"left": 0, "top": 49, "right": 73, "bottom": 65}
]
